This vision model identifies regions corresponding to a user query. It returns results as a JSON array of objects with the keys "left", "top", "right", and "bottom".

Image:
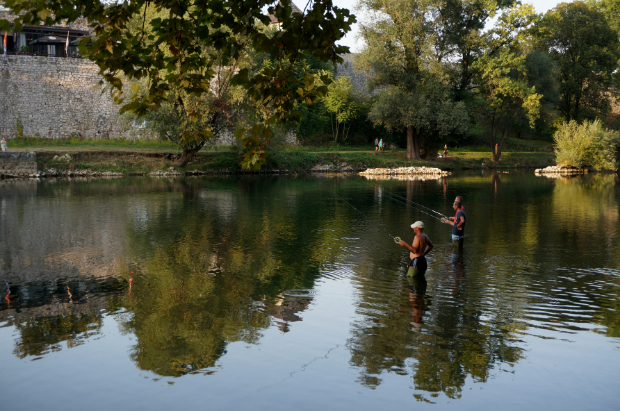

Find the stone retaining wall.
[
  {"left": 0, "top": 56, "right": 130, "bottom": 139},
  {"left": 0, "top": 55, "right": 298, "bottom": 144},
  {"left": 0, "top": 151, "right": 37, "bottom": 176}
]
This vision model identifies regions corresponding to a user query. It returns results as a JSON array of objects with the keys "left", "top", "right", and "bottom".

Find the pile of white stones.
[
  {"left": 361, "top": 174, "right": 444, "bottom": 181},
  {"left": 359, "top": 166, "right": 450, "bottom": 176},
  {"left": 534, "top": 165, "right": 586, "bottom": 175}
]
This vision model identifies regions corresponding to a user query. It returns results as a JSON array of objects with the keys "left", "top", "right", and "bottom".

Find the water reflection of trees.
[
  {"left": 2, "top": 174, "right": 619, "bottom": 387},
  {"left": 117, "top": 229, "right": 273, "bottom": 377},
  {"left": 113, "top": 177, "right": 352, "bottom": 376},
  {"left": 347, "top": 266, "right": 524, "bottom": 399}
]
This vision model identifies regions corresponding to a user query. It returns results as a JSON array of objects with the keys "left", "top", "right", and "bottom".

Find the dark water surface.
[{"left": 1, "top": 171, "right": 619, "bottom": 410}]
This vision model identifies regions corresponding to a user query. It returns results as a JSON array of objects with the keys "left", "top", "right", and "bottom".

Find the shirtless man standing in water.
[{"left": 399, "top": 221, "right": 434, "bottom": 277}]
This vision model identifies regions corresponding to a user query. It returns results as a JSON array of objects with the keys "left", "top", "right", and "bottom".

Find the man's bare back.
[{"left": 410, "top": 233, "right": 431, "bottom": 259}]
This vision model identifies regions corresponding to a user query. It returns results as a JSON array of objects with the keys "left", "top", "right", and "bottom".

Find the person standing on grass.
[
  {"left": 379, "top": 139, "right": 383, "bottom": 152},
  {"left": 1, "top": 137, "right": 7, "bottom": 152},
  {"left": 443, "top": 144, "right": 448, "bottom": 157},
  {"left": 375, "top": 138, "right": 379, "bottom": 151}
]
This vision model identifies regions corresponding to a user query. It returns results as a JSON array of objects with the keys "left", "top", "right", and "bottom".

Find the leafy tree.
[
  {"left": 322, "top": 76, "right": 359, "bottom": 142},
  {"left": 473, "top": 50, "right": 542, "bottom": 162},
  {"left": 589, "top": 0, "right": 620, "bottom": 104},
  {"left": 435, "top": 0, "right": 516, "bottom": 101},
  {"left": 523, "top": 50, "right": 561, "bottom": 139},
  {"left": 356, "top": 0, "right": 469, "bottom": 160},
  {"left": 1, "top": 0, "right": 355, "bottom": 168},
  {"left": 589, "top": 0, "right": 620, "bottom": 38},
  {"left": 367, "top": 77, "right": 469, "bottom": 159},
  {"left": 468, "top": 4, "right": 544, "bottom": 161},
  {"left": 534, "top": 1, "right": 620, "bottom": 122}
]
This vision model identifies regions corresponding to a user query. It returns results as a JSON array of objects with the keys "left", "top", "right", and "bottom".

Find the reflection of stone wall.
[
  {"left": 0, "top": 151, "right": 37, "bottom": 176},
  {"left": 0, "top": 179, "right": 127, "bottom": 283},
  {"left": 0, "top": 56, "right": 128, "bottom": 139}
]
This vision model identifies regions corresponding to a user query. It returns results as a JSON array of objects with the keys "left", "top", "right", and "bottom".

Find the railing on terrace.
[{"left": 2, "top": 51, "right": 84, "bottom": 58}]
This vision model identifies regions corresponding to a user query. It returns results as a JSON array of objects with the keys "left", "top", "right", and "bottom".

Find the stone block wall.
[
  {"left": 0, "top": 56, "right": 128, "bottom": 139},
  {"left": 0, "top": 151, "right": 37, "bottom": 176},
  {"left": 335, "top": 54, "right": 369, "bottom": 96}
]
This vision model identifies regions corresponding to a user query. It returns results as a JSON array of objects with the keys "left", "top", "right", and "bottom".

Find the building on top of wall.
[
  {"left": 0, "top": 8, "right": 90, "bottom": 57},
  {"left": 267, "top": 1, "right": 303, "bottom": 29}
]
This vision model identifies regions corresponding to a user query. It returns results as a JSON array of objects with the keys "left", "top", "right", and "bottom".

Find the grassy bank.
[{"left": 8, "top": 137, "right": 556, "bottom": 174}]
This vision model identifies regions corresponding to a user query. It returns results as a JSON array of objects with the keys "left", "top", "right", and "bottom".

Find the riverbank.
[
  {"left": 2, "top": 141, "right": 557, "bottom": 177},
  {"left": 27, "top": 149, "right": 555, "bottom": 176}
]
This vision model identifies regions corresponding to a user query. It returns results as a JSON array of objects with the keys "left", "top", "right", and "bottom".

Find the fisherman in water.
[
  {"left": 445, "top": 200, "right": 466, "bottom": 247},
  {"left": 399, "top": 221, "right": 434, "bottom": 278},
  {"left": 447, "top": 196, "right": 464, "bottom": 222}
]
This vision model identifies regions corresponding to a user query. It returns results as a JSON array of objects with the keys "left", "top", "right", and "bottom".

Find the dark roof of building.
[
  {"left": 0, "top": 10, "right": 91, "bottom": 32},
  {"left": 268, "top": 1, "right": 303, "bottom": 24}
]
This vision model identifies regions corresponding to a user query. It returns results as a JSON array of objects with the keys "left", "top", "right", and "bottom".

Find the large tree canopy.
[
  {"left": 1, "top": 0, "right": 355, "bottom": 167},
  {"left": 534, "top": 1, "right": 619, "bottom": 122},
  {"left": 356, "top": 0, "right": 469, "bottom": 160},
  {"left": 435, "top": 0, "right": 515, "bottom": 101}
]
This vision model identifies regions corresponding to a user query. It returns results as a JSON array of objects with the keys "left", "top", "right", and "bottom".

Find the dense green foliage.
[
  {"left": 2, "top": 0, "right": 619, "bottom": 165},
  {"left": 553, "top": 119, "right": 619, "bottom": 170},
  {"left": 534, "top": 2, "right": 620, "bottom": 123},
  {"left": 356, "top": 0, "right": 470, "bottom": 160},
  {"left": 1, "top": 0, "right": 355, "bottom": 168}
]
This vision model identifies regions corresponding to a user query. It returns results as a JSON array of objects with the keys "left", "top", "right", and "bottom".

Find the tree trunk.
[
  {"left": 492, "top": 127, "right": 508, "bottom": 162},
  {"left": 492, "top": 142, "right": 500, "bottom": 162},
  {"left": 406, "top": 127, "right": 422, "bottom": 160},
  {"left": 334, "top": 120, "right": 340, "bottom": 143},
  {"left": 413, "top": 129, "right": 422, "bottom": 160},
  {"left": 178, "top": 146, "right": 202, "bottom": 167},
  {"left": 407, "top": 127, "right": 414, "bottom": 160}
]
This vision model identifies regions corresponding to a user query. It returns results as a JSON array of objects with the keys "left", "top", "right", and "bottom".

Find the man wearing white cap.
[{"left": 399, "top": 221, "right": 434, "bottom": 277}]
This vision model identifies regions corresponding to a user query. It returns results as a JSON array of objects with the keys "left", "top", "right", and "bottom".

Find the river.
[{"left": 1, "top": 171, "right": 619, "bottom": 410}]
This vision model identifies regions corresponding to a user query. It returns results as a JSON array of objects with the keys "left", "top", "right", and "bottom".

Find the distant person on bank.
[
  {"left": 1, "top": 137, "right": 7, "bottom": 152},
  {"left": 399, "top": 221, "right": 434, "bottom": 278},
  {"left": 379, "top": 139, "right": 383, "bottom": 152},
  {"left": 445, "top": 201, "right": 466, "bottom": 243},
  {"left": 375, "top": 138, "right": 379, "bottom": 151}
]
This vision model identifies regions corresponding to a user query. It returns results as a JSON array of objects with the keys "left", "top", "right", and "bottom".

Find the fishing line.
[
  {"left": 379, "top": 191, "right": 446, "bottom": 222},
  {"left": 276, "top": 153, "right": 403, "bottom": 244},
  {"left": 349, "top": 180, "right": 448, "bottom": 221},
  {"left": 338, "top": 174, "right": 448, "bottom": 222}
]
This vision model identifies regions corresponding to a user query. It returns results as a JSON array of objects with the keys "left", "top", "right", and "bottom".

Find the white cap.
[{"left": 411, "top": 221, "right": 424, "bottom": 229}]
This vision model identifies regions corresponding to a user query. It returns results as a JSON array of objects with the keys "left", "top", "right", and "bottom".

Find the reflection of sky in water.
[{"left": 0, "top": 172, "right": 619, "bottom": 410}]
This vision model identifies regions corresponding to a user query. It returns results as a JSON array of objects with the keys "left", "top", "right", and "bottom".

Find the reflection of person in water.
[
  {"left": 450, "top": 242, "right": 465, "bottom": 296},
  {"left": 399, "top": 221, "right": 434, "bottom": 278},
  {"left": 4, "top": 280, "right": 10, "bottom": 306},
  {"left": 407, "top": 276, "right": 430, "bottom": 331}
]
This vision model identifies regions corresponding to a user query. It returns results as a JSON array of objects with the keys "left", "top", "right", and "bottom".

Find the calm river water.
[{"left": 1, "top": 171, "right": 619, "bottom": 410}]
